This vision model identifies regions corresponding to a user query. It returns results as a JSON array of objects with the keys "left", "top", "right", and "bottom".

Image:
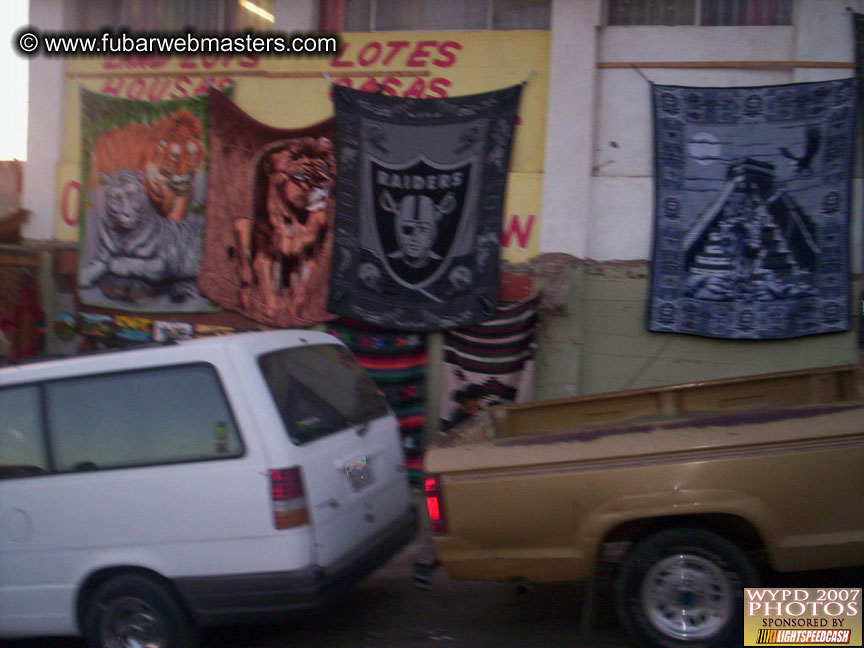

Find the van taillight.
[
  {"left": 269, "top": 467, "right": 309, "bottom": 530},
  {"left": 424, "top": 476, "right": 447, "bottom": 535}
]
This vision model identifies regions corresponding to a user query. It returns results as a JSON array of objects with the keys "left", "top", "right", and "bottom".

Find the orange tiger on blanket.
[{"left": 90, "top": 110, "right": 205, "bottom": 221}]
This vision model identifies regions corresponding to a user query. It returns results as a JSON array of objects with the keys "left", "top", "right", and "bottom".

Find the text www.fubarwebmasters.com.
[{"left": 15, "top": 29, "right": 340, "bottom": 57}]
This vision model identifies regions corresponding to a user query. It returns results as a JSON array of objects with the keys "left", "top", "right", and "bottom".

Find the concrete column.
[
  {"left": 539, "top": 0, "right": 602, "bottom": 257},
  {"left": 22, "top": 0, "right": 67, "bottom": 240},
  {"left": 274, "top": 0, "right": 318, "bottom": 31},
  {"left": 792, "top": 0, "right": 860, "bottom": 83}
]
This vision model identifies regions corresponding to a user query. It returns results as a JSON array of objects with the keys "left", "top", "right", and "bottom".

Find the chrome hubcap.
[
  {"left": 100, "top": 596, "right": 166, "bottom": 648},
  {"left": 641, "top": 553, "right": 732, "bottom": 640}
]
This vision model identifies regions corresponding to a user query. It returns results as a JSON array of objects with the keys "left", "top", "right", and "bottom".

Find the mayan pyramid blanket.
[
  {"left": 328, "top": 84, "right": 522, "bottom": 331},
  {"left": 648, "top": 79, "right": 858, "bottom": 339},
  {"left": 326, "top": 318, "right": 427, "bottom": 480},
  {"left": 197, "top": 90, "right": 337, "bottom": 328},
  {"left": 78, "top": 88, "right": 216, "bottom": 312},
  {"left": 440, "top": 294, "right": 538, "bottom": 434}
]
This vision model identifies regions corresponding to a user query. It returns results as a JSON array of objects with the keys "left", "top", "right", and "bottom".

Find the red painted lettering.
[
  {"left": 179, "top": 56, "right": 196, "bottom": 69},
  {"left": 61, "top": 181, "right": 80, "bottom": 227},
  {"left": 433, "top": 41, "right": 462, "bottom": 68},
  {"left": 201, "top": 56, "right": 219, "bottom": 69},
  {"left": 427, "top": 77, "right": 451, "bottom": 98},
  {"left": 330, "top": 43, "right": 354, "bottom": 67},
  {"left": 358, "top": 77, "right": 380, "bottom": 93},
  {"left": 403, "top": 78, "right": 426, "bottom": 98},
  {"left": 126, "top": 77, "right": 147, "bottom": 100},
  {"left": 501, "top": 214, "right": 536, "bottom": 249},
  {"left": 406, "top": 40, "right": 436, "bottom": 67},
  {"left": 357, "top": 41, "right": 382, "bottom": 67},
  {"left": 169, "top": 76, "right": 192, "bottom": 99},
  {"left": 99, "top": 77, "right": 125, "bottom": 96},
  {"left": 146, "top": 78, "right": 171, "bottom": 101},
  {"left": 239, "top": 54, "right": 259, "bottom": 68},
  {"left": 191, "top": 76, "right": 227, "bottom": 95},
  {"left": 379, "top": 76, "right": 402, "bottom": 96},
  {"left": 382, "top": 41, "right": 410, "bottom": 66}
]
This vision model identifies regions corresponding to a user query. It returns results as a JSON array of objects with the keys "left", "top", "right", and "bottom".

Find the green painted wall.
[{"left": 535, "top": 259, "right": 862, "bottom": 400}]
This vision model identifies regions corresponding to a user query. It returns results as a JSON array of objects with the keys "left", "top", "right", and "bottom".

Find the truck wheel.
[
  {"left": 84, "top": 573, "right": 200, "bottom": 648},
  {"left": 616, "top": 528, "right": 758, "bottom": 648}
]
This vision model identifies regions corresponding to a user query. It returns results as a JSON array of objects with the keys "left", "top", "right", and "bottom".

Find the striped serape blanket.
[
  {"left": 327, "top": 319, "right": 427, "bottom": 483},
  {"left": 440, "top": 294, "right": 539, "bottom": 434}
]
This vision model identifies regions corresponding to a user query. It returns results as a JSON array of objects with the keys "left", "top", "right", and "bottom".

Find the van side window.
[
  {"left": 259, "top": 344, "right": 389, "bottom": 445},
  {"left": 46, "top": 365, "right": 243, "bottom": 472},
  {"left": 0, "top": 385, "right": 48, "bottom": 479}
]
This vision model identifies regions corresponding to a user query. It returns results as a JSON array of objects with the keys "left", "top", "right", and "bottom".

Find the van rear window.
[{"left": 259, "top": 345, "right": 389, "bottom": 445}]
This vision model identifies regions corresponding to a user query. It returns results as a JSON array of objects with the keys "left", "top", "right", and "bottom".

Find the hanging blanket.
[
  {"left": 440, "top": 294, "right": 538, "bottom": 434},
  {"left": 328, "top": 84, "right": 522, "bottom": 331},
  {"left": 649, "top": 79, "right": 858, "bottom": 339},
  {"left": 326, "top": 319, "right": 427, "bottom": 481},
  {"left": 78, "top": 88, "right": 217, "bottom": 312},
  {"left": 197, "top": 90, "right": 337, "bottom": 328}
]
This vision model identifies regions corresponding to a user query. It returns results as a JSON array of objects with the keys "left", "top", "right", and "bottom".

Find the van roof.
[{"left": 0, "top": 329, "right": 339, "bottom": 384}]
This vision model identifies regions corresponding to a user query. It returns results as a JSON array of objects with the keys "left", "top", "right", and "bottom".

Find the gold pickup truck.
[{"left": 422, "top": 365, "right": 864, "bottom": 648}]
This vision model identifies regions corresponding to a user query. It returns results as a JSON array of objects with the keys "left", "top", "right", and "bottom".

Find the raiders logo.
[{"left": 370, "top": 157, "right": 472, "bottom": 289}]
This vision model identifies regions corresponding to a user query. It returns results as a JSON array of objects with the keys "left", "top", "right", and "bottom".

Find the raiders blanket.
[
  {"left": 328, "top": 84, "right": 522, "bottom": 331},
  {"left": 326, "top": 318, "right": 427, "bottom": 481},
  {"left": 198, "top": 90, "right": 337, "bottom": 328},
  {"left": 440, "top": 294, "right": 538, "bottom": 434},
  {"left": 649, "top": 79, "right": 858, "bottom": 339},
  {"left": 78, "top": 88, "right": 216, "bottom": 312}
]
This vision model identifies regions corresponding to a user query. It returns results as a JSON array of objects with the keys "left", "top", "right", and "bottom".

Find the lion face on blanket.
[{"left": 234, "top": 137, "right": 335, "bottom": 319}]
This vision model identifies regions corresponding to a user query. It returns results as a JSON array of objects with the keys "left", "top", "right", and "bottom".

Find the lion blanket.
[{"left": 197, "top": 90, "right": 337, "bottom": 328}]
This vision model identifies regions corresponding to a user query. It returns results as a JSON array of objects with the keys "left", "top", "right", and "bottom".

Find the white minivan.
[{"left": 0, "top": 330, "right": 417, "bottom": 648}]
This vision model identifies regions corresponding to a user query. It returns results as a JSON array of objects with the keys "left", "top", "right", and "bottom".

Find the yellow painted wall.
[{"left": 56, "top": 30, "right": 550, "bottom": 262}]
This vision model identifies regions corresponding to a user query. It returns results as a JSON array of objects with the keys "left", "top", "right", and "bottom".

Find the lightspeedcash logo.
[{"left": 744, "top": 589, "right": 862, "bottom": 646}]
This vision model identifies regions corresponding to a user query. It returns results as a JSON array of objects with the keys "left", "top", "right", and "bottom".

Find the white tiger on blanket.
[{"left": 79, "top": 169, "right": 204, "bottom": 302}]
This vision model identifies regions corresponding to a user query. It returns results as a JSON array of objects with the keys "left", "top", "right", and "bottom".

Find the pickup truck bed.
[{"left": 423, "top": 365, "right": 864, "bottom": 648}]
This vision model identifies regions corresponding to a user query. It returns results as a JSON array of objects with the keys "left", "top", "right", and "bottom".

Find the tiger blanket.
[{"left": 78, "top": 88, "right": 216, "bottom": 312}]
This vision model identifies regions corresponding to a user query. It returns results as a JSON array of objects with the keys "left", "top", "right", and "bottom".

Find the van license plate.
[{"left": 345, "top": 457, "right": 373, "bottom": 491}]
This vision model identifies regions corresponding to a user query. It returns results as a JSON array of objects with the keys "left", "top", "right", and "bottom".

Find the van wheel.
[
  {"left": 84, "top": 574, "right": 199, "bottom": 648},
  {"left": 616, "top": 528, "right": 758, "bottom": 648}
]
